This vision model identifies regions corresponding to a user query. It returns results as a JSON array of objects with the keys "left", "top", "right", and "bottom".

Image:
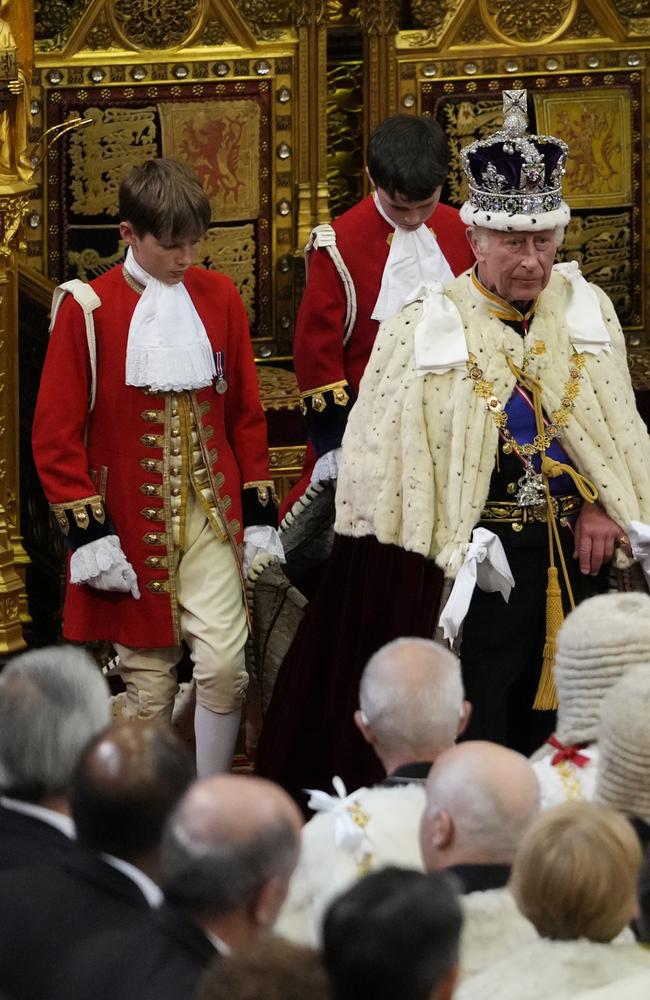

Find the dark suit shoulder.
[
  {"left": 0, "top": 805, "right": 79, "bottom": 871},
  {"left": 54, "top": 905, "right": 216, "bottom": 1000}
]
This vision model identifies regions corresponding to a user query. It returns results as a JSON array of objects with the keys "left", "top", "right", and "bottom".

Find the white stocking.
[{"left": 194, "top": 702, "right": 241, "bottom": 777}]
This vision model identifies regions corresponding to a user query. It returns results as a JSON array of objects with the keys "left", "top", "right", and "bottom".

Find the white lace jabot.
[
  {"left": 124, "top": 247, "right": 216, "bottom": 392},
  {"left": 371, "top": 194, "right": 455, "bottom": 323}
]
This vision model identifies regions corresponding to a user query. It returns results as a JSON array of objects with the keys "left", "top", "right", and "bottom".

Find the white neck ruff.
[
  {"left": 124, "top": 247, "right": 216, "bottom": 392},
  {"left": 371, "top": 193, "right": 455, "bottom": 323}
]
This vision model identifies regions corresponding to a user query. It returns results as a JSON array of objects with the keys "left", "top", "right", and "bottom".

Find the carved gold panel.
[
  {"left": 158, "top": 100, "right": 261, "bottom": 220},
  {"left": 533, "top": 89, "right": 632, "bottom": 207}
]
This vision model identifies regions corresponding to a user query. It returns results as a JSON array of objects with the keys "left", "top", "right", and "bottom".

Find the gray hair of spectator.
[
  {"left": 323, "top": 866, "right": 462, "bottom": 1000},
  {"left": 0, "top": 645, "right": 110, "bottom": 800},
  {"left": 423, "top": 746, "right": 539, "bottom": 861},
  {"left": 359, "top": 637, "right": 464, "bottom": 756},
  {"left": 469, "top": 224, "right": 566, "bottom": 252},
  {"left": 160, "top": 803, "right": 299, "bottom": 919}
]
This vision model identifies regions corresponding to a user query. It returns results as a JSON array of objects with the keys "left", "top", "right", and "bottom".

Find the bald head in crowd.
[
  {"left": 355, "top": 638, "right": 468, "bottom": 775},
  {"left": 420, "top": 741, "right": 540, "bottom": 870},
  {"left": 71, "top": 720, "right": 194, "bottom": 879},
  {"left": 0, "top": 644, "right": 110, "bottom": 809},
  {"left": 161, "top": 775, "right": 303, "bottom": 949}
]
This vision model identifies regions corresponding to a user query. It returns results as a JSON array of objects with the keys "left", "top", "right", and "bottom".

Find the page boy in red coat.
[
  {"left": 286, "top": 113, "right": 474, "bottom": 511},
  {"left": 33, "top": 159, "right": 281, "bottom": 776}
]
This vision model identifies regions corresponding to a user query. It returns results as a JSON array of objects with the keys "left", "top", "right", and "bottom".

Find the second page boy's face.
[
  {"left": 119, "top": 222, "right": 201, "bottom": 284},
  {"left": 373, "top": 185, "right": 442, "bottom": 232}
]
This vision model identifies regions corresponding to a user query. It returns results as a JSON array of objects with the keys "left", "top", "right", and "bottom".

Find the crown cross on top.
[{"left": 502, "top": 89, "right": 528, "bottom": 136}]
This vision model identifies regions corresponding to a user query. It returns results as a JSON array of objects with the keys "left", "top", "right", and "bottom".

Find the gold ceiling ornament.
[
  {"left": 34, "top": 0, "right": 91, "bottom": 52},
  {"left": 411, "top": 0, "right": 456, "bottom": 34},
  {"left": 294, "top": 0, "right": 327, "bottom": 28},
  {"left": 615, "top": 0, "right": 650, "bottom": 31},
  {"left": 564, "top": 4, "right": 603, "bottom": 38},
  {"left": 458, "top": 8, "right": 492, "bottom": 45},
  {"left": 479, "top": 0, "right": 579, "bottom": 46},
  {"left": 362, "top": 0, "right": 400, "bottom": 34},
  {"left": 107, "top": 0, "right": 203, "bottom": 50},
  {"left": 238, "top": 0, "right": 292, "bottom": 33}
]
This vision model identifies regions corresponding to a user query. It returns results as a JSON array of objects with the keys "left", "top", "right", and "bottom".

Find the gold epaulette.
[
  {"left": 50, "top": 495, "right": 106, "bottom": 535},
  {"left": 299, "top": 380, "right": 350, "bottom": 416}
]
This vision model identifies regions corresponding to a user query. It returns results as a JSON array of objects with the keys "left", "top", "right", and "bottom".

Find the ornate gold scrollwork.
[
  {"left": 479, "top": 0, "right": 578, "bottom": 46},
  {"left": 108, "top": 0, "right": 203, "bottom": 50}
]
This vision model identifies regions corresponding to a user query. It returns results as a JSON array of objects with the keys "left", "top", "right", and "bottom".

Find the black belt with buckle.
[{"left": 479, "top": 494, "right": 583, "bottom": 531}]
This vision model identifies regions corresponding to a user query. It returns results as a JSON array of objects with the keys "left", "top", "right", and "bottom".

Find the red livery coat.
[
  {"left": 286, "top": 197, "right": 474, "bottom": 510},
  {"left": 32, "top": 265, "right": 272, "bottom": 649}
]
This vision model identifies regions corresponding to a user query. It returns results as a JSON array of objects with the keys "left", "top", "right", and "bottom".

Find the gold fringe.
[{"left": 533, "top": 565, "right": 562, "bottom": 710}]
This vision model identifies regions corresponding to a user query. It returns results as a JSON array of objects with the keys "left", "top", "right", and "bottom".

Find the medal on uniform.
[{"left": 214, "top": 351, "right": 228, "bottom": 394}]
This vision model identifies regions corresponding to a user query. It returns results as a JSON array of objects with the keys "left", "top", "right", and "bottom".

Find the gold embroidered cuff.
[
  {"left": 50, "top": 495, "right": 106, "bottom": 536},
  {"left": 243, "top": 481, "right": 278, "bottom": 507},
  {"left": 299, "top": 380, "right": 350, "bottom": 415},
  {"left": 242, "top": 481, "right": 278, "bottom": 529}
]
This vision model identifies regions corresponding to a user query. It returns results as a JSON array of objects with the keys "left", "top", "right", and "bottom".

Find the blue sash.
[{"left": 504, "top": 385, "right": 575, "bottom": 496}]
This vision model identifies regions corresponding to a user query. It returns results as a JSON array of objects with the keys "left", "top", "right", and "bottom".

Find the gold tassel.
[{"left": 533, "top": 565, "right": 562, "bottom": 710}]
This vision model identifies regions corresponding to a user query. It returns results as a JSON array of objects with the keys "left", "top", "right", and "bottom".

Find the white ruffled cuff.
[
  {"left": 70, "top": 535, "right": 140, "bottom": 599},
  {"left": 243, "top": 525, "right": 285, "bottom": 577},
  {"left": 311, "top": 448, "right": 343, "bottom": 483}
]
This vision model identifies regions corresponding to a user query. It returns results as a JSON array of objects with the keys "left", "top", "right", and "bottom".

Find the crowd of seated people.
[{"left": 3, "top": 592, "right": 650, "bottom": 1000}]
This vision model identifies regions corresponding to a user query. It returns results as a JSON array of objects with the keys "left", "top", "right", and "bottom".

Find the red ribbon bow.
[{"left": 546, "top": 735, "right": 590, "bottom": 768}]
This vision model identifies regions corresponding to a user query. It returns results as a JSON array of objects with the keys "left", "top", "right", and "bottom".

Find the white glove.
[
  {"left": 310, "top": 447, "right": 343, "bottom": 484},
  {"left": 70, "top": 535, "right": 140, "bottom": 599},
  {"left": 243, "top": 525, "right": 285, "bottom": 577}
]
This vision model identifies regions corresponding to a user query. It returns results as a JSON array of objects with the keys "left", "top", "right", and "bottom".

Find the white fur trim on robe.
[
  {"left": 456, "top": 935, "right": 650, "bottom": 1000},
  {"left": 459, "top": 888, "right": 537, "bottom": 980},
  {"left": 335, "top": 266, "right": 650, "bottom": 579}
]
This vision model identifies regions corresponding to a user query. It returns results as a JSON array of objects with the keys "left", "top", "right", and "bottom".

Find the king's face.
[{"left": 473, "top": 229, "right": 557, "bottom": 305}]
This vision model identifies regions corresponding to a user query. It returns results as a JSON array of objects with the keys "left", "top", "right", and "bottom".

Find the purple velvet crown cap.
[{"left": 459, "top": 89, "right": 571, "bottom": 232}]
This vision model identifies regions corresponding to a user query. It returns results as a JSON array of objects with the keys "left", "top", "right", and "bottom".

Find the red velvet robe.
[{"left": 32, "top": 265, "right": 272, "bottom": 648}]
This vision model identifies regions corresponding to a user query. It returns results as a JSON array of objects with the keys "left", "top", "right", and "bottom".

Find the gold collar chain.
[{"left": 466, "top": 345, "right": 586, "bottom": 462}]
